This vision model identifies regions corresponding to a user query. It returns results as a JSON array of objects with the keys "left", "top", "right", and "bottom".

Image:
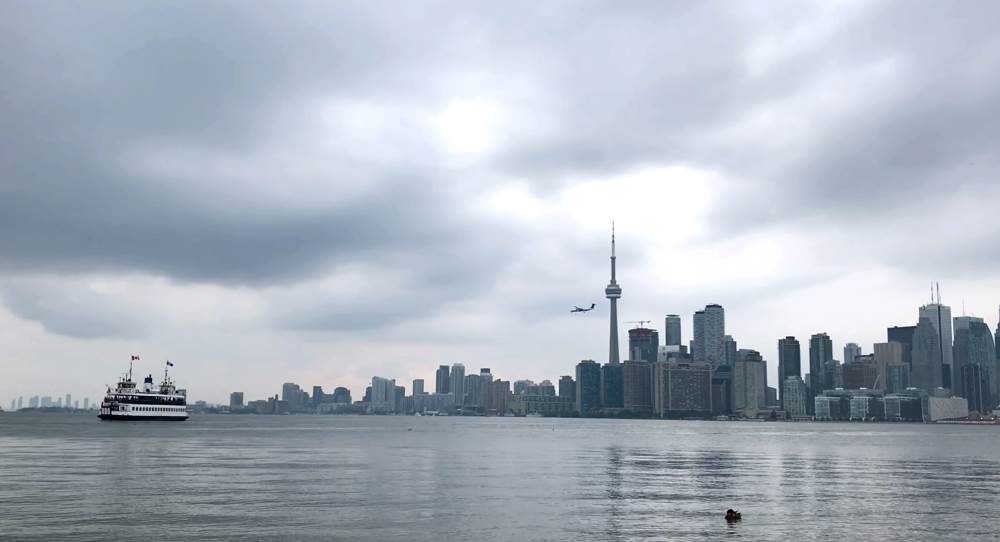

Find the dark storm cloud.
[{"left": 2, "top": 0, "right": 999, "bottom": 342}]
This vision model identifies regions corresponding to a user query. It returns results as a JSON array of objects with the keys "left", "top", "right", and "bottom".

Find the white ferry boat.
[{"left": 99, "top": 357, "right": 188, "bottom": 421}]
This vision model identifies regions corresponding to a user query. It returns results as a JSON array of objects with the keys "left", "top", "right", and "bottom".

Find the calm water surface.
[{"left": 1, "top": 413, "right": 999, "bottom": 541}]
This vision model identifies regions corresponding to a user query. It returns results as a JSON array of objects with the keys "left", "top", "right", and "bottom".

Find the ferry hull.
[{"left": 98, "top": 413, "right": 189, "bottom": 421}]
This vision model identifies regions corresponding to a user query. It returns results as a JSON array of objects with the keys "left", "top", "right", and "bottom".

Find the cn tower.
[{"left": 605, "top": 223, "right": 622, "bottom": 364}]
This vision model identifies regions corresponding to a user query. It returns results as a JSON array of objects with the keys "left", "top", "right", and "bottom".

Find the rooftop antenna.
[
  {"left": 936, "top": 282, "right": 941, "bottom": 305},
  {"left": 930, "top": 282, "right": 934, "bottom": 304}
]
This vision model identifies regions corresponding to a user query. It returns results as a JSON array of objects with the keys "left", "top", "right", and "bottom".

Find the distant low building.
[{"left": 510, "top": 395, "right": 574, "bottom": 416}]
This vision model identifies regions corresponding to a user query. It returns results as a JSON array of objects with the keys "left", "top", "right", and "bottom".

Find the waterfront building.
[
  {"left": 664, "top": 314, "right": 682, "bottom": 347},
  {"left": 81, "top": 398, "right": 86, "bottom": 410},
  {"left": 605, "top": 225, "right": 622, "bottom": 364},
  {"left": 711, "top": 364, "right": 732, "bottom": 416},
  {"left": 765, "top": 386, "right": 777, "bottom": 407},
  {"left": 412, "top": 379, "right": 425, "bottom": 396},
  {"left": 920, "top": 300, "right": 953, "bottom": 389},
  {"left": 369, "top": 377, "right": 396, "bottom": 414},
  {"left": 844, "top": 343, "right": 862, "bottom": 364},
  {"left": 314, "top": 386, "right": 328, "bottom": 407},
  {"left": 959, "top": 364, "right": 992, "bottom": 414},
  {"left": 558, "top": 375, "right": 575, "bottom": 402},
  {"left": 883, "top": 394, "right": 923, "bottom": 421},
  {"left": 484, "top": 380, "right": 511, "bottom": 414},
  {"left": 600, "top": 362, "right": 624, "bottom": 409},
  {"left": 435, "top": 365, "right": 450, "bottom": 394},
  {"left": 622, "top": 360, "right": 654, "bottom": 414},
  {"left": 451, "top": 363, "right": 466, "bottom": 406},
  {"left": 575, "top": 360, "right": 602, "bottom": 416},
  {"left": 782, "top": 377, "right": 808, "bottom": 418},
  {"left": 926, "top": 396, "right": 968, "bottom": 422},
  {"left": 538, "top": 380, "right": 556, "bottom": 396},
  {"left": 281, "top": 383, "right": 309, "bottom": 412},
  {"left": 777, "top": 336, "right": 801, "bottom": 408},
  {"left": 850, "top": 395, "right": 884, "bottom": 421},
  {"left": 65, "top": 394, "right": 72, "bottom": 409},
  {"left": 510, "top": 394, "right": 575, "bottom": 416},
  {"left": 332, "top": 387, "right": 351, "bottom": 404},
  {"left": 653, "top": 361, "right": 713, "bottom": 418},
  {"left": 814, "top": 396, "right": 848, "bottom": 421},
  {"left": 628, "top": 327, "right": 659, "bottom": 363},
  {"left": 733, "top": 349, "right": 766, "bottom": 414},
  {"left": 463, "top": 373, "right": 482, "bottom": 408},
  {"left": 911, "top": 317, "right": 943, "bottom": 391},
  {"left": 229, "top": 392, "right": 244, "bottom": 409}
]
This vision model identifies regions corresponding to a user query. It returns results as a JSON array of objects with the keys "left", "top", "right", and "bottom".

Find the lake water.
[{"left": 1, "top": 413, "right": 999, "bottom": 541}]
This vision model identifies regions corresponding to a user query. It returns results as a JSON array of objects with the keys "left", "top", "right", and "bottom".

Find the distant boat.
[
  {"left": 525, "top": 412, "right": 544, "bottom": 418},
  {"left": 99, "top": 358, "right": 188, "bottom": 421}
]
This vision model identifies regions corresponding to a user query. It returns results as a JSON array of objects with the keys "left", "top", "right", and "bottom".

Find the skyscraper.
[
  {"left": 733, "top": 349, "right": 766, "bottom": 413},
  {"left": 575, "top": 360, "right": 601, "bottom": 416},
  {"left": 558, "top": 375, "right": 576, "bottom": 401},
  {"left": 435, "top": 365, "right": 450, "bottom": 394},
  {"left": 703, "top": 304, "right": 725, "bottom": 367},
  {"left": 953, "top": 316, "right": 997, "bottom": 408},
  {"left": 911, "top": 317, "right": 943, "bottom": 391},
  {"left": 369, "top": 377, "right": 396, "bottom": 414},
  {"left": 605, "top": 224, "right": 622, "bottom": 364},
  {"left": 777, "top": 336, "right": 801, "bottom": 407},
  {"left": 412, "top": 379, "right": 425, "bottom": 395},
  {"left": 809, "top": 333, "right": 834, "bottom": 390},
  {"left": 844, "top": 343, "right": 862, "bottom": 364},
  {"left": 664, "top": 314, "right": 682, "bottom": 347},
  {"left": 920, "top": 300, "right": 953, "bottom": 389},
  {"left": 451, "top": 363, "right": 466, "bottom": 407},
  {"left": 230, "top": 392, "right": 244, "bottom": 409},
  {"left": 628, "top": 327, "right": 659, "bottom": 362}
]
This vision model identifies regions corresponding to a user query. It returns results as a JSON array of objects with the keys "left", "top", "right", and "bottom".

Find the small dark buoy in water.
[{"left": 725, "top": 509, "right": 742, "bottom": 522}]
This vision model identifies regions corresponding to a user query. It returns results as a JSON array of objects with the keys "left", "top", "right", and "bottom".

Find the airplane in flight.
[{"left": 570, "top": 303, "right": 596, "bottom": 313}]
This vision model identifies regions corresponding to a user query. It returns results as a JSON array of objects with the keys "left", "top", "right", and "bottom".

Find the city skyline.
[{"left": 4, "top": 2, "right": 1000, "bottom": 404}]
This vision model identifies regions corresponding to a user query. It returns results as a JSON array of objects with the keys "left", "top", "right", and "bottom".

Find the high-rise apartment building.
[
  {"left": 558, "top": 375, "right": 575, "bottom": 402},
  {"left": 435, "top": 365, "right": 450, "bottom": 394},
  {"left": 733, "top": 349, "right": 766, "bottom": 413},
  {"left": 653, "top": 361, "right": 713, "bottom": 417},
  {"left": 412, "top": 379, "right": 425, "bottom": 396},
  {"left": 369, "top": 377, "right": 396, "bottom": 414},
  {"left": 777, "top": 336, "right": 801, "bottom": 407},
  {"left": 230, "top": 392, "right": 244, "bottom": 409},
  {"left": 723, "top": 335, "right": 738, "bottom": 366},
  {"left": 451, "top": 363, "right": 466, "bottom": 406},
  {"left": 809, "top": 333, "right": 834, "bottom": 390}
]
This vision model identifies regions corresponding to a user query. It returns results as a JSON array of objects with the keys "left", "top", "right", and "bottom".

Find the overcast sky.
[{"left": 3, "top": 1, "right": 1000, "bottom": 405}]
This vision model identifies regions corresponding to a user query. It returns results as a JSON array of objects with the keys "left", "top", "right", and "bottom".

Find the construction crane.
[{"left": 625, "top": 320, "right": 653, "bottom": 329}]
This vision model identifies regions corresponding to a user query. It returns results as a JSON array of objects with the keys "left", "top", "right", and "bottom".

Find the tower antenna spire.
[{"left": 936, "top": 282, "right": 941, "bottom": 305}]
